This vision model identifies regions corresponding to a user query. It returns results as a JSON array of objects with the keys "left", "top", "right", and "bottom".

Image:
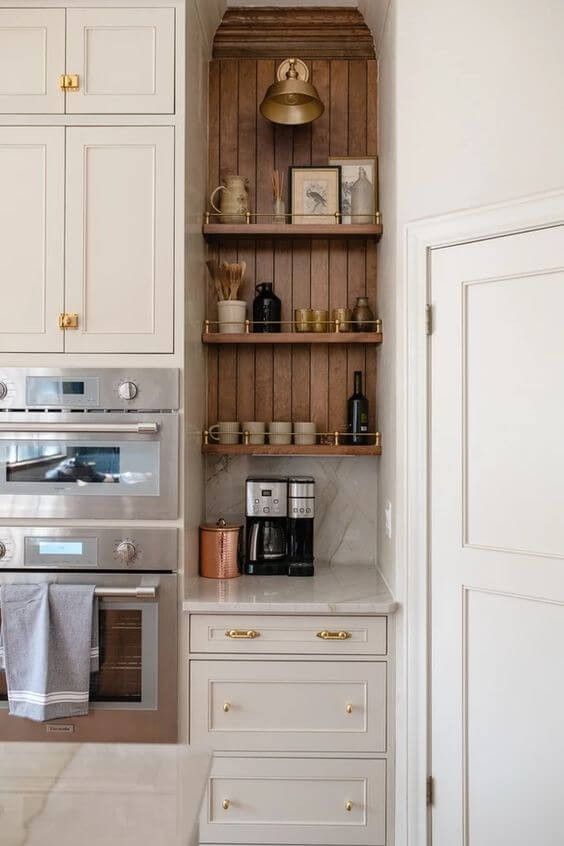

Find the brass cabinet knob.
[
  {"left": 346, "top": 703, "right": 353, "bottom": 714},
  {"left": 345, "top": 801, "right": 353, "bottom": 812},
  {"left": 222, "top": 799, "right": 230, "bottom": 811},
  {"left": 223, "top": 702, "right": 231, "bottom": 712}
]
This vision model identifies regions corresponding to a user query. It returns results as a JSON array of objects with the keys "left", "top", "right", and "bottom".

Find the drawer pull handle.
[
  {"left": 226, "top": 629, "right": 260, "bottom": 639},
  {"left": 345, "top": 801, "right": 353, "bottom": 812},
  {"left": 346, "top": 703, "right": 353, "bottom": 714},
  {"left": 222, "top": 799, "right": 230, "bottom": 811},
  {"left": 316, "top": 630, "right": 351, "bottom": 640},
  {"left": 223, "top": 702, "right": 231, "bottom": 712}
]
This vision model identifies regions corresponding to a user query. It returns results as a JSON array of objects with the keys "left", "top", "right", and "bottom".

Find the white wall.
[{"left": 378, "top": 0, "right": 564, "bottom": 595}]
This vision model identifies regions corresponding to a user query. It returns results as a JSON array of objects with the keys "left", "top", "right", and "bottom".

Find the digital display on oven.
[
  {"left": 261, "top": 489, "right": 272, "bottom": 496},
  {"left": 38, "top": 541, "right": 84, "bottom": 556},
  {"left": 62, "top": 381, "right": 85, "bottom": 395}
]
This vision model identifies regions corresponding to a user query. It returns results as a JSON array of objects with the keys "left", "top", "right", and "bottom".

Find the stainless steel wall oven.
[
  {"left": 0, "top": 526, "right": 177, "bottom": 742},
  {"left": 0, "top": 369, "right": 179, "bottom": 520}
]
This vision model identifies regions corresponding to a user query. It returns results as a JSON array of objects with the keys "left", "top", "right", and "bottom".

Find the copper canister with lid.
[{"left": 199, "top": 519, "right": 242, "bottom": 579}]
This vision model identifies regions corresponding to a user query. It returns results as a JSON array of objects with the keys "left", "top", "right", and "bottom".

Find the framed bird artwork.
[{"left": 288, "top": 166, "right": 341, "bottom": 224}]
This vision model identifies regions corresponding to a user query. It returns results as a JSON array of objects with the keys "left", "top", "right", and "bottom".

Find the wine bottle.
[{"left": 347, "top": 371, "right": 369, "bottom": 444}]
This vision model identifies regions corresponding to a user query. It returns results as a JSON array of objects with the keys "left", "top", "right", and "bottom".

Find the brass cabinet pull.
[
  {"left": 346, "top": 703, "right": 353, "bottom": 714},
  {"left": 345, "top": 800, "right": 353, "bottom": 812},
  {"left": 225, "top": 629, "right": 260, "bottom": 639},
  {"left": 59, "top": 74, "right": 79, "bottom": 91},
  {"left": 223, "top": 702, "right": 231, "bottom": 712},
  {"left": 59, "top": 312, "right": 79, "bottom": 329},
  {"left": 316, "top": 630, "right": 351, "bottom": 641},
  {"left": 222, "top": 799, "right": 230, "bottom": 811}
]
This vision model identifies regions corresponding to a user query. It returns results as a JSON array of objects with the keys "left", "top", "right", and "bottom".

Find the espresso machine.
[{"left": 244, "top": 476, "right": 315, "bottom": 576}]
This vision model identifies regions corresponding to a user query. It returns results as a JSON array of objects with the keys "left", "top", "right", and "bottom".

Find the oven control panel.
[
  {"left": 0, "top": 368, "right": 179, "bottom": 410},
  {"left": 0, "top": 527, "right": 178, "bottom": 572}
]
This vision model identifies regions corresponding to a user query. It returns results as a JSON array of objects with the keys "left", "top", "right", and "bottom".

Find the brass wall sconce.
[{"left": 260, "top": 58, "right": 324, "bottom": 126}]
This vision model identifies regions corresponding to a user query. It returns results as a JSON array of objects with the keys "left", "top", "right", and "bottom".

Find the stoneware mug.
[
  {"left": 268, "top": 421, "right": 292, "bottom": 445},
  {"left": 208, "top": 421, "right": 240, "bottom": 445},
  {"left": 294, "top": 422, "right": 317, "bottom": 445},
  {"left": 242, "top": 421, "right": 266, "bottom": 445}
]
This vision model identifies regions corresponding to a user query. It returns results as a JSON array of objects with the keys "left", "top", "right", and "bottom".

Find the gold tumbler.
[
  {"left": 311, "top": 309, "right": 329, "bottom": 332},
  {"left": 294, "top": 307, "right": 314, "bottom": 332},
  {"left": 332, "top": 307, "right": 352, "bottom": 332},
  {"left": 199, "top": 518, "right": 241, "bottom": 579}
]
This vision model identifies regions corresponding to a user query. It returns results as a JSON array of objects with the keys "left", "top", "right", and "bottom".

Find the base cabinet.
[
  {"left": 189, "top": 612, "right": 393, "bottom": 846},
  {"left": 199, "top": 757, "right": 386, "bottom": 846}
]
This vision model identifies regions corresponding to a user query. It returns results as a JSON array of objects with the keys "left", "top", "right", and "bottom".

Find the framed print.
[
  {"left": 289, "top": 166, "right": 341, "bottom": 224},
  {"left": 328, "top": 157, "right": 378, "bottom": 224}
]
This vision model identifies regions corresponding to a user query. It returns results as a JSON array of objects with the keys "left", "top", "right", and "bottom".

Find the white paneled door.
[
  {"left": 430, "top": 226, "right": 564, "bottom": 845},
  {"left": 65, "top": 126, "right": 174, "bottom": 353},
  {"left": 0, "top": 127, "right": 65, "bottom": 352},
  {"left": 66, "top": 8, "right": 175, "bottom": 113},
  {"left": 0, "top": 10, "right": 65, "bottom": 113}
]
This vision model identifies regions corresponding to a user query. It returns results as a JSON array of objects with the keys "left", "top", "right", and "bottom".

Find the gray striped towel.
[{"left": 0, "top": 584, "right": 99, "bottom": 722}]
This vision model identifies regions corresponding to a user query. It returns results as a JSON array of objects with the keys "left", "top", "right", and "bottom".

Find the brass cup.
[
  {"left": 332, "top": 307, "right": 352, "bottom": 333},
  {"left": 311, "top": 309, "right": 329, "bottom": 333},
  {"left": 294, "top": 307, "right": 314, "bottom": 333}
]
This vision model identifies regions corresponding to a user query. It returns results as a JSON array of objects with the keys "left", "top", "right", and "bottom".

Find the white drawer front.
[
  {"left": 190, "top": 660, "right": 386, "bottom": 752},
  {"left": 200, "top": 757, "right": 386, "bottom": 845},
  {"left": 190, "top": 614, "right": 387, "bottom": 655}
]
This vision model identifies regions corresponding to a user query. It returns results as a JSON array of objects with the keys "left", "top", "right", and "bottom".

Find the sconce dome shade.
[{"left": 260, "top": 58, "right": 324, "bottom": 126}]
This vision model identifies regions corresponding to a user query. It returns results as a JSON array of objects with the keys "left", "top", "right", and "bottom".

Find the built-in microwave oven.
[{"left": 0, "top": 369, "right": 179, "bottom": 520}]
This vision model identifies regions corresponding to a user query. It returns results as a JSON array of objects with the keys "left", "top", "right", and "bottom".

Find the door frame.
[{"left": 403, "top": 188, "right": 564, "bottom": 845}]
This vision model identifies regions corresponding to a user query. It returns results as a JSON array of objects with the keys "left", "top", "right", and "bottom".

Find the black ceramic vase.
[{"left": 252, "top": 282, "right": 281, "bottom": 332}]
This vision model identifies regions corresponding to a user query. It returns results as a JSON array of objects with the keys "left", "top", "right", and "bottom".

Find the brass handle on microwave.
[
  {"left": 316, "top": 630, "right": 351, "bottom": 641},
  {"left": 0, "top": 422, "right": 159, "bottom": 434},
  {"left": 225, "top": 629, "right": 260, "bottom": 639}
]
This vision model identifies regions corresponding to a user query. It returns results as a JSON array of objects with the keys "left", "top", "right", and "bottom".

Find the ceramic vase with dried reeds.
[
  {"left": 206, "top": 259, "right": 247, "bottom": 333},
  {"left": 272, "top": 170, "right": 286, "bottom": 224}
]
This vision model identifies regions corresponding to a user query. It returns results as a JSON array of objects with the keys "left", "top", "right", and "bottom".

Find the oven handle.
[
  {"left": 0, "top": 422, "right": 159, "bottom": 434},
  {"left": 94, "top": 586, "right": 158, "bottom": 599}
]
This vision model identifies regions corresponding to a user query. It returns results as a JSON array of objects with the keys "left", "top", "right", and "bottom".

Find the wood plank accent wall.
[{"left": 207, "top": 57, "right": 378, "bottom": 436}]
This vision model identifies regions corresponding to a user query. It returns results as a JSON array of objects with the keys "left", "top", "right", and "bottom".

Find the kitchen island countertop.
[
  {"left": 184, "top": 564, "right": 397, "bottom": 615},
  {"left": 0, "top": 742, "right": 210, "bottom": 846}
]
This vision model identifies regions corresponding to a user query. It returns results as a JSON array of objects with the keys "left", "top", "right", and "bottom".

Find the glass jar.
[{"left": 351, "top": 296, "right": 374, "bottom": 332}]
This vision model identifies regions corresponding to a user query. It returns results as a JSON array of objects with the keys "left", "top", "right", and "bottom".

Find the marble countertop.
[
  {"left": 1, "top": 743, "right": 210, "bottom": 846},
  {"left": 184, "top": 564, "right": 397, "bottom": 614}
]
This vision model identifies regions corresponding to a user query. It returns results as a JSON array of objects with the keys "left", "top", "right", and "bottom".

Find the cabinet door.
[
  {"left": 0, "top": 10, "right": 65, "bottom": 114},
  {"left": 65, "top": 127, "right": 174, "bottom": 353},
  {"left": 0, "top": 128, "right": 64, "bottom": 352},
  {"left": 66, "top": 8, "right": 175, "bottom": 114}
]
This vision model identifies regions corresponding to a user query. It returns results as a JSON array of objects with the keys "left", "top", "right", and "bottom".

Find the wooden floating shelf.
[
  {"left": 202, "top": 444, "right": 382, "bottom": 456},
  {"left": 202, "top": 223, "right": 383, "bottom": 241},
  {"left": 202, "top": 331, "right": 383, "bottom": 345}
]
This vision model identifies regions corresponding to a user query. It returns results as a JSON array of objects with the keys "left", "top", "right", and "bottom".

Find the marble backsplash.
[{"left": 205, "top": 456, "right": 377, "bottom": 566}]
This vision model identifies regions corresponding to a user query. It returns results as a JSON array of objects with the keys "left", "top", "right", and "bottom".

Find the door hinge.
[
  {"left": 426, "top": 775, "right": 434, "bottom": 806},
  {"left": 425, "top": 304, "right": 433, "bottom": 335}
]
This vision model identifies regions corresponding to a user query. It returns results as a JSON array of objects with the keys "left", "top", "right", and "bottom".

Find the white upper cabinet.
[
  {"left": 0, "top": 127, "right": 65, "bottom": 352},
  {"left": 0, "top": 10, "right": 65, "bottom": 113},
  {"left": 66, "top": 8, "right": 175, "bottom": 114},
  {"left": 65, "top": 126, "right": 174, "bottom": 353}
]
